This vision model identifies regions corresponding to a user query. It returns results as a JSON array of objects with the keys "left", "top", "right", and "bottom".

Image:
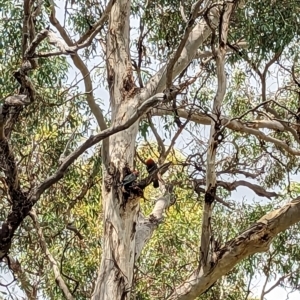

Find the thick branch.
[
  {"left": 140, "top": 8, "right": 219, "bottom": 101},
  {"left": 76, "top": 0, "right": 115, "bottom": 45},
  {"left": 217, "top": 168, "right": 264, "bottom": 179},
  {"left": 195, "top": 41, "right": 248, "bottom": 59},
  {"left": 166, "top": 0, "right": 204, "bottom": 89},
  {"left": 153, "top": 105, "right": 285, "bottom": 130},
  {"left": 49, "top": 3, "right": 110, "bottom": 165},
  {"left": 217, "top": 180, "right": 278, "bottom": 199},
  {"left": 201, "top": 2, "right": 233, "bottom": 272},
  {"left": 25, "top": 29, "right": 76, "bottom": 57},
  {"left": 33, "top": 93, "right": 165, "bottom": 200},
  {"left": 0, "top": 96, "right": 29, "bottom": 200},
  {"left": 152, "top": 107, "right": 300, "bottom": 155},
  {"left": 0, "top": 120, "right": 28, "bottom": 257},
  {"left": 169, "top": 197, "right": 300, "bottom": 299},
  {"left": 195, "top": 179, "right": 278, "bottom": 199},
  {"left": 0, "top": 95, "right": 29, "bottom": 139},
  {"left": 0, "top": 93, "right": 165, "bottom": 258},
  {"left": 22, "top": 0, "right": 31, "bottom": 57},
  {"left": 135, "top": 185, "right": 175, "bottom": 260}
]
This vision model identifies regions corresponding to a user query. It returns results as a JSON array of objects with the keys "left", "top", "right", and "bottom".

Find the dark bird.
[
  {"left": 122, "top": 170, "right": 139, "bottom": 187},
  {"left": 145, "top": 158, "right": 159, "bottom": 188}
]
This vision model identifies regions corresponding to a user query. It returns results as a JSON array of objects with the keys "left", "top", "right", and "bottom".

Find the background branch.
[{"left": 29, "top": 209, "right": 74, "bottom": 300}]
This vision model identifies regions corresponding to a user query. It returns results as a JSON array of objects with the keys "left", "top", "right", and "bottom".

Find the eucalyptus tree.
[{"left": 1, "top": 0, "right": 300, "bottom": 299}]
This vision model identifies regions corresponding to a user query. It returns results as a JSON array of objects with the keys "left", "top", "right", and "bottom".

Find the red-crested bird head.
[{"left": 145, "top": 158, "right": 155, "bottom": 166}]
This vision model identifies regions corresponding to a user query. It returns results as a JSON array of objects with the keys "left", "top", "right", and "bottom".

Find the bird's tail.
[{"left": 153, "top": 179, "right": 159, "bottom": 188}]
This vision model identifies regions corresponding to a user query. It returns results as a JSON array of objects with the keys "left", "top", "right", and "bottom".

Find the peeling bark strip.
[{"left": 169, "top": 198, "right": 300, "bottom": 299}]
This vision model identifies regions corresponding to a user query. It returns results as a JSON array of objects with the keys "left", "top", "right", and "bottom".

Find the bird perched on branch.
[
  {"left": 145, "top": 158, "right": 159, "bottom": 188},
  {"left": 122, "top": 170, "right": 139, "bottom": 188}
]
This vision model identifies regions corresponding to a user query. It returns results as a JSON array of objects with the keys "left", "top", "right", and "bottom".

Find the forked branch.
[{"left": 135, "top": 184, "right": 175, "bottom": 260}]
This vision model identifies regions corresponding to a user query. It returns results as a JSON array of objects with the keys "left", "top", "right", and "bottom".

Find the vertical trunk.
[
  {"left": 92, "top": 125, "right": 139, "bottom": 300},
  {"left": 200, "top": 47, "right": 226, "bottom": 271},
  {"left": 200, "top": 1, "right": 236, "bottom": 273},
  {"left": 92, "top": 0, "right": 140, "bottom": 299}
]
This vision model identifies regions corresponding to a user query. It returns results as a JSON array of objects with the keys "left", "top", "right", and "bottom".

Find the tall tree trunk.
[
  {"left": 92, "top": 125, "right": 139, "bottom": 300},
  {"left": 92, "top": 0, "right": 139, "bottom": 299}
]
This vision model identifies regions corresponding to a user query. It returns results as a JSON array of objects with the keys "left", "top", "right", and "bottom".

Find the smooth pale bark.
[
  {"left": 200, "top": 47, "right": 227, "bottom": 270},
  {"left": 153, "top": 105, "right": 286, "bottom": 131},
  {"left": 140, "top": 8, "right": 218, "bottom": 100},
  {"left": 200, "top": 1, "right": 234, "bottom": 273},
  {"left": 91, "top": 0, "right": 139, "bottom": 299},
  {"left": 91, "top": 125, "right": 139, "bottom": 300},
  {"left": 135, "top": 186, "right": 175, "bottom": 260}
]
